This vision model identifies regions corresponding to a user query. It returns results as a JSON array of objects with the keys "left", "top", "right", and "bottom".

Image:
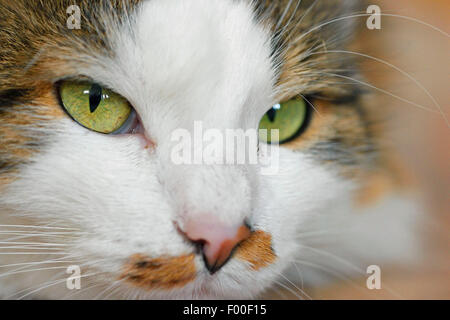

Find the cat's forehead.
[
  {"left": 130, "top": 0, "right": 273, "bottom": 83},
  {"left": 91, "top": 0, "right": 276, "bottom": 125}
]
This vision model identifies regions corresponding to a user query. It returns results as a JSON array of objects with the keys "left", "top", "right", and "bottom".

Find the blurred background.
[{"left": 266, "top": 0, "right": 449, "bottom": 299}]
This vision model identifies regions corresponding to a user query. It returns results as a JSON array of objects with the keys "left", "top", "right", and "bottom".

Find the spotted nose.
[{"left": 181, "top": 216, "right": 251, "bottom": 274}]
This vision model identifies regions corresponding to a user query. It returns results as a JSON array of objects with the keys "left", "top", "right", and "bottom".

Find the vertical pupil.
[
  {"left": 89, "top": 83, "right": 102, "bottom": 113},
  {"left": 267, "top": 107, "right": 277, "bottom": 122}
]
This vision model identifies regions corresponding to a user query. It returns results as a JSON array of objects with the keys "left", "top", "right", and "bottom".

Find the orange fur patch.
[
  {"left": 235, "top": 230, "right": 276, "bottom": 270},
  {"left": 30, "top": 82, "right": 66, "bottom": 118},
  {"left": 120, "top": 253, "right": 197, "bottom": 290},
  {"left": 120, "top": 231, "right": 276, "bottom": 291},
  {"left": 0, "top": 82, "right": 64, "bottom": 188}
]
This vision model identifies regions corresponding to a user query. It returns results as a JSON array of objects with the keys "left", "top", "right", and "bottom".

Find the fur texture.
[{"left": 0, "top": 0, "right": 422, "bottom": 299}]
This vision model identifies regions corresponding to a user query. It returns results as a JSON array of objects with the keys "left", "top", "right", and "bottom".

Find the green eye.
[
  {"left": 258, "top": 98, "right": 308, "bottom": 144},
  {"left": 59, "top": 80, "right": 133, "bottom": 134}
]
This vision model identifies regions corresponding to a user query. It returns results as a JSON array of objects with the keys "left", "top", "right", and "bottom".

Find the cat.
[{"left": 0, "top": 0, "right": 423, "bottom": 299}]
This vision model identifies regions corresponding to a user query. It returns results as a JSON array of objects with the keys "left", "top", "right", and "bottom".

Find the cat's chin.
[
  {"left": 109, "top": 272, "right": 268, "bottom": 300},
  {"left": 129, "top": 286, "right": 258, "bottom": 300},
  {"left": 0, "top": 277, "right": 257, "bottom": 300},
  {"left": 78, "top": 278, "right": 261, "bottom": 300}
]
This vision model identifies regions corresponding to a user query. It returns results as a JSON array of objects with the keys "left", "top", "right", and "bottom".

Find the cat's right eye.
[{"left": 58, "top": 80, "right": 137, "bottom": 134}]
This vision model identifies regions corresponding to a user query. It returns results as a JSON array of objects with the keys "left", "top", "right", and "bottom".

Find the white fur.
[{"left": 0, "top": 0, "right": 422, "bottom": 299}]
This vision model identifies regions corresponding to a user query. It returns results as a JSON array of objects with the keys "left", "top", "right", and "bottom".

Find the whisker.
[
  {"left": 0, "top": 259, "right": 77, "bottom": 269},
  {"left": 298, "top": 244, "right": 365, "bottom": 274},
  {"left": 292, "top": 0, "right": 319, "bottom": 34},
  {"left": 94, "top": 280, "right": 123, "bottom": 300},
  {"left": 0, "top": 231, "right": 82, "bottom": 235},
  {"left": 294, "top": 13, "right": 449, "bottom": 45},
  {"left": 307, "top": 50, "right": 449, "bottom": 126},
  {"left": 299, "top": 93, "right": 321, "bottom": 117},
  {"left": 278, "top": 271, "right": 312, "bottom": 300},
  {"left": 270, "top": 285, "right": 289, "bottom": 300},
  {"left": 0, "top": 254, "right": 77, "bottom": 275},
  {"left": 0, "top": 252, "right": 71, "bottom": 255},
  {"left": 0, "top": 246, "right": 65, "bottom": 250},
  {"left": 293, "top": 261, "right": 304, "bottom": 290},
  {"left": 0, "top": 233, "right": 82, "bottom": 243},
  {"left": 0, "top": 233, "right": 83, "bottom": 239},
  {"left": 0, "top": 266, "right": 70, "bottom": 279},
  {"left": 293, "top": 244, "right": 406, "bottom": 299},
  {"left": 62, "top": 282, "right": 104, "bottom": 299},
  {"left": 274, "top": 0, "right": 294, "bottom": 32},
  {"left": 105, "top": 284, "right": 128, "bottom": 300},
  {"left": 315, "top": 71, "right": 439, "bottom": 113},
  {"left": 15, "top": 272, "right": 101, "bottom": 300},
  {"left": 293, "top": 259, "right": 366, "bottom": 290},
  {"left": 0, "top": 224, "right": 80, "bottom": 231},
  {"left": 277, "top": 0, "right": 303, "bottom": 37},
  {"left": 272, "top": 278, "right": 304, "bottom": 300},
  {"left": 0, "top": 241, "right": 69, "bottom": 247}
]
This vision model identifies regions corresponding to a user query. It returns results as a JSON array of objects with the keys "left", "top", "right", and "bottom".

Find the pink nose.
[{"left": 182, "top": 215, "right": 251, "bottom": 274}]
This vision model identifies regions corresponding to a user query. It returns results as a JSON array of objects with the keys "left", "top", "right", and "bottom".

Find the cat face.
[{"left": 0, "top": 0, "right": 375, "bottom": 299}]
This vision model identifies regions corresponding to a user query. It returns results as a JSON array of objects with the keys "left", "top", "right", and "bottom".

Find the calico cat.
[{"left": 0, "top": 0, "right": 422, "bottom": 299}]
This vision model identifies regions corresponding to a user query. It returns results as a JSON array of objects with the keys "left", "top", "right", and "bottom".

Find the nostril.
[
  {"left": 189, "top": 238, "right": 208, "bottom": 254},
  {"left": 176, "top": 217, "right": 251, "bottom": 274}
]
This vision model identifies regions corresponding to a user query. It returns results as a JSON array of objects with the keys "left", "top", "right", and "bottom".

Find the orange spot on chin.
[
  {"left": 207, "top": 225, "right": 252, "bottom": 270},
  {"left": 120, "top": 253, "right": 196, "bottom": 290},
  {"left": 235, "top": 230, "right": 276, "bottom": 270}
]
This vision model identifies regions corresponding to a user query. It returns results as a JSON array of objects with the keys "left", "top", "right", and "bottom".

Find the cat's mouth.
[{"left": 119, "top": 230, "right": 276, "bottom": 291}]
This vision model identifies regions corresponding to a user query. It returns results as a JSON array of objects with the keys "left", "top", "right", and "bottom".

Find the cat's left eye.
[
  {"left": 258, "top": 98, "right": 309, "bottom": 144},
  {"left": 58, "top": 80, "right": 136, "bottom": 134}
]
